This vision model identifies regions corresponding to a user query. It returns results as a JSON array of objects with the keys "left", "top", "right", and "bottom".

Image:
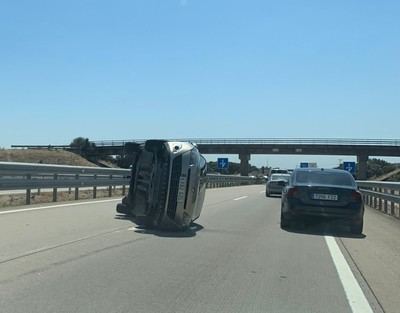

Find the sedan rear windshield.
[
  {"left": 271, "top": 170, "right": 288, "bottom": 174},
  {"left": 271, "top": 175, "right": 290, "bottom": 181},
  {"left": 294, "top": 171, "right": 355, "bottom": 187}
]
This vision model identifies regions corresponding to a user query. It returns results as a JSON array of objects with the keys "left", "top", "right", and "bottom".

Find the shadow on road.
[
  {"left": 282, "top": 219, "right": 366, "bottom": 239},
  {"left": 266, "top": 194, "right": 282, "bottom": 199},
  {"left": 134, "top": 223, "right": 204, "bottom": 238},
  {"left": 115, "top": 214, "right": 204, "bottom": 238}
]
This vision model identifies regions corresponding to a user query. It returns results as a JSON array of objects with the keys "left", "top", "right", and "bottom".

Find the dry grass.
[
  {"left": 0, "top": 187, "right": 126, "bottom": 208},
  {"left": 0, "top": 149, "right": 97, "bottom": 167}
]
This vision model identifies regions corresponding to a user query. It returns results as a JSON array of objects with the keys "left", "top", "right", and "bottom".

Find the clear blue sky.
[{"left": 1, "top": 0, "right": 399, "bottom": 167}]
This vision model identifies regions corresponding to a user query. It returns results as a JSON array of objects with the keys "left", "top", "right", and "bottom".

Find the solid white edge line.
[
  {"left": 324, "top": 236, "right": 374, "bottom": 313},
  {"left": 233, "top": 196, "right": 248, "bottom": 201},
  {"left": 0, "top": 198, "right": 122, "bottom": 215}
]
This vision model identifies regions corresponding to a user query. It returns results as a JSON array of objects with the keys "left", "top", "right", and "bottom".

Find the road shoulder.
[{"left": 340, "top": 206, "right": 400, "bottom": 313}]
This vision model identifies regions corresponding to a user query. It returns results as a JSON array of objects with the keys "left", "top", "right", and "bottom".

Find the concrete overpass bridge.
[
  {"left": 94, "top": 138, "right": 400, "bottom": 179},
  {"left": 14, "top": 138, "right": 400, "bottom": 179}
]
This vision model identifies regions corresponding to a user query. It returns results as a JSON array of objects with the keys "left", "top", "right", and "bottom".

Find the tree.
[
  {"left": 366, "top": 158, "right": 396, "bottom": 178},
  {"left": 70, "top": 137, "right": 96, "bottom": 156}
]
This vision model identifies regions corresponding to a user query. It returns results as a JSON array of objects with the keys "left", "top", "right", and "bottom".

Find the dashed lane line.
[{"left": 233, "top": 196, "right": 248, "bottom": 201}]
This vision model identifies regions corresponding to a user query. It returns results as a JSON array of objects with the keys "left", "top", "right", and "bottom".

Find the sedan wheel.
[
  {"left": 350, "top": 218, "right": 363, "bottom": 234},
  {"left": 280, "top": 212, "right": 290, "bottom": 229}
]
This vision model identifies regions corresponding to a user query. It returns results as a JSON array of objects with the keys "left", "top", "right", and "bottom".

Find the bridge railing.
[
  {"left": 0, "top": 162, "right": 260, "bottom": 206},
  {"left": 358, "top": 181, "right": 400, "bottom": 219},
  {"left": 90, "top": 138, "right": 400, "bottom": 147}
]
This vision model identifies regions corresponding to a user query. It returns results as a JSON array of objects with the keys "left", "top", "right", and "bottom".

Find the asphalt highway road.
[{"left": 0, "top": 185, "right": 399, "bottom": 313}]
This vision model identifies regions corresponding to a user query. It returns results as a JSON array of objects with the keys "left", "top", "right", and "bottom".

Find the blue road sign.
[
  {"left": 217, "top": 158, "right": 229, "bottom": 170},
  {"left": 343, "top": 161, "right": 356, "bottom": 174},
  {"left": 300, "top": 162, "right": 309, "bottom": 168}
]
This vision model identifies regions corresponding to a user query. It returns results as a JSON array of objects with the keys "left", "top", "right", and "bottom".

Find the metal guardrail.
[
  {"left": 0, "top": 162, "right": 131, "bottom": 204},
  {"left": 206, "top": 174, "right": 260, "bottom": 188},
  {"left": 0, "top": 163, "right": 259, "bottom": 206},
  {"left": 358, "top": 181, "right": 400, "bottom": 219},
  {"left": 90, "top": 138, "right": 400, "bottom": 147}
]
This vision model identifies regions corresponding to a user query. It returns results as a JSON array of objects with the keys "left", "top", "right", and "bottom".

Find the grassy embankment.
[{"left": 0, "top": 149, "right": 124, "bottom": 207}]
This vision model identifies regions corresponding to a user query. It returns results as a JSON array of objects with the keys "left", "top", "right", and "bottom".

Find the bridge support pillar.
[
  {"left": 357, "top": 154, "right": 368, "bottom": 180},
  {"left": 239, "top": 153, "right": 251, "bottom": 176}
]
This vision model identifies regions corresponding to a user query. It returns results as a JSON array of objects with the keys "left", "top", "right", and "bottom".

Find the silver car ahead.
[
  {"left": 117, "top": 140, "right": 207, "bottom": 230},
  {"left": 266, "top": 174, "right": 291, "bottom": 197}
]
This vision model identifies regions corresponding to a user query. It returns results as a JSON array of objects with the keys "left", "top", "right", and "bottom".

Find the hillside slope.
[{"left": 0, "top": 149, "right": 97, "bottom": 167}]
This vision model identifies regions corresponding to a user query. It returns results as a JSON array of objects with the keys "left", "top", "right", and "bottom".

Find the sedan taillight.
[
  {"left": 287, "top": 187, "right": 299, "bottom": 198},
  {"left": 351, "top": 191, "right": 362, "bottom": 202}
]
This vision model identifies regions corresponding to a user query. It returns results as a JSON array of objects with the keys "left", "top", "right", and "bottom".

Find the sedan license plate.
[{"left": 312, "top": 193, "right": 338, "bottom": 201}]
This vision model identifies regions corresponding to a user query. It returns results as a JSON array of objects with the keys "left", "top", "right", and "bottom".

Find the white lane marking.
[
  {"left": 233, "top": 196, "right": 248, "bottom": 201},
  {"left": 0, "top": 198, "right": 122, "bottom": 215},
  {"left": 0, "top": 226, "right": 136, "bottom": 265},
  {"left": 324, "top": 236, "right": 374, "bottom": 313}
]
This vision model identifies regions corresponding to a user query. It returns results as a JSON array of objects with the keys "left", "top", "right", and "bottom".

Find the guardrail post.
[
  {"left": 122, "top": 184, "right": 126, "bottom": 196},
  {"left": 390, "top": 189, "right": 395, "bottom": 215},
  {"left": 75, "top": 174, "right": 79, "bottom": 200},
  {"left": 93, "top": 174, "right": 97, "bottom": 199},
  {"left": 108, "top": 175, "right": 112, "bottom": 197},
  {"left": 52, "top": 174, "right": 58, "bottom": 202},
  {"left": 37, "top": 175, "right": 43, "bottom": 195},
  {"left": 26, "top": 174, "right": 31, "bottom": 205},
  {"left": 383, "top": 188, "right": 388, "bottom": 213}
]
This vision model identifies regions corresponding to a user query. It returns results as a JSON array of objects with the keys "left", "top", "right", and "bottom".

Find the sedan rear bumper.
[
  {"left": 286, "top": 203, "right": 363, "bottom": 220},
  {"left": 267, "top": 186, "right": 284, "bottom": 194}
]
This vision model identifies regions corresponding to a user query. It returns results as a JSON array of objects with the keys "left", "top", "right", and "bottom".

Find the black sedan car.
[{"left": 280, "top": 168, "right": 364, "bottom": 234}]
